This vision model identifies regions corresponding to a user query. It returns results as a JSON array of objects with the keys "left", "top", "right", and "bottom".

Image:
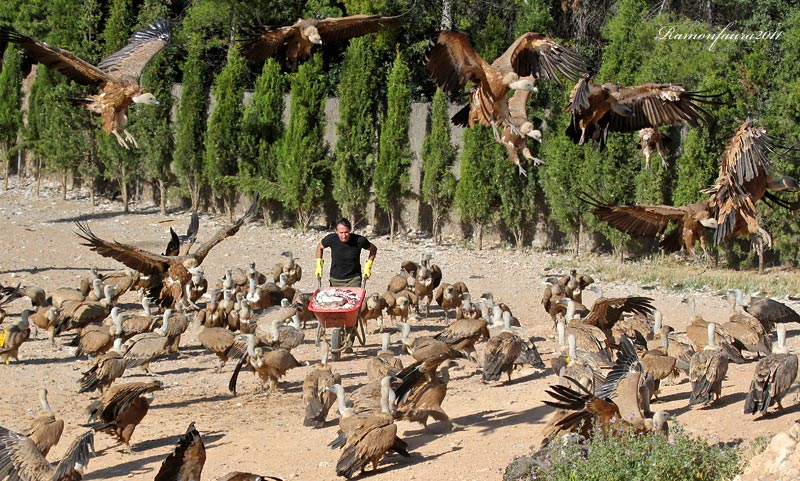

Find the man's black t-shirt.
[{"left": 321, "top": 232, "right": 372, "bottom": 279}]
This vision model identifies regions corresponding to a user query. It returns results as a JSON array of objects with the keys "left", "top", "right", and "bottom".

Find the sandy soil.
[{"left": 1, "top": 179, "right": 799, "bottom": 481}]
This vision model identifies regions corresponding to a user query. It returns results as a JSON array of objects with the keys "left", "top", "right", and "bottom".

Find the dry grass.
[{"left": 543, "top": 254, "right": 800, "bottom": 297}]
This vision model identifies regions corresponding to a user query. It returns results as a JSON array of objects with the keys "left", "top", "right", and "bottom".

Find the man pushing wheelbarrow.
[{"left": 314, "top": 218, "right": 377, "bottom": 353}]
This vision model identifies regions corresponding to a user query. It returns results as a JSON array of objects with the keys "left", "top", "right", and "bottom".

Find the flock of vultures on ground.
[{"left": 1, "top": 6, "right": 800, "bottom": 481}]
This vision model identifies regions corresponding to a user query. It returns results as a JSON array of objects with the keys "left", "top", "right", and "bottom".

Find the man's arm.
[{"left": 367, "top": 242, "right": 377, "bottom": 261}]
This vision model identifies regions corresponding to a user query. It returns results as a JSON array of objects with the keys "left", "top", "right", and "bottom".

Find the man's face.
[{"left": 336, "top": 225, "right": 351, "bottom": 242}]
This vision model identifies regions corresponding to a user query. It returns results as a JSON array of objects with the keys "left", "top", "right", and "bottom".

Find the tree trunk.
[
  {"left": 476, "top": 223, "right": 483, "bottom": 251},
  {"left": 388, "top": 209, "right": 395, "bottom": 241},
  {"left": 90, "top": 187, "right": 95, "bottom": 208},
  {"left": 61, "top": 172, "right": 67, "bottom": 200},
  {"left": 2, "top": 144, "right": 8, "bottom": 191},
  {"left": 576, "top": 222, "right": 582, "bottom": 256},
  {"left": 122, "top": 179, "right": 129, "bottom": 213},
  {"left": 159, "top": 180, "right": 167, "bottom": 216},
  {"left": 432, "top": 208, "right": 440, "bottom": 245},
  {"left": 190, "top": 180, "right": 200, "bottom": 211},
  {"left": 35, "top": 157, "right": 40, "bottom": 196}
]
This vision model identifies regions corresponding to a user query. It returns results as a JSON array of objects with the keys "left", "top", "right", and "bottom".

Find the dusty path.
[{"left": 1, "top": 180, "right": 799, "bottom": 480}]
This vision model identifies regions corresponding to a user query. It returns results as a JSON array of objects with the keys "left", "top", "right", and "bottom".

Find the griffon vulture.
[{"left": 0, "top": 19, "right": 171, "bottom": 149}]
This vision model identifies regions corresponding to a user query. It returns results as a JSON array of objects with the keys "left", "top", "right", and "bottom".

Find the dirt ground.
[{"left": 1, "top": 179, "right": 799, "bottom": 481}]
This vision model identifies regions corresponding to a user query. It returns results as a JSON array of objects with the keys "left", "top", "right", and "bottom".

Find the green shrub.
[{"left": 505, "top": 424, "right": 741, "bottom": 481}]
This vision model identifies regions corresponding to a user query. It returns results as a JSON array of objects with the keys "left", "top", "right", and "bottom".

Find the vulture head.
[
  {"left": 303, "top": 26, "right": 322, "bottom": 45},
  {"left": 133, "top": 92, "right": 159, "bottom": 105}
]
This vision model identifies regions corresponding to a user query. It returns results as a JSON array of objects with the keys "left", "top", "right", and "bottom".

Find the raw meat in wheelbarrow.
[{"left": 312, "top": 289, "right": 361, "bottom": 310}]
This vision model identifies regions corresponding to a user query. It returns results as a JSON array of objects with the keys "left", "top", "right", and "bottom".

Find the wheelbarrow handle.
[
  {"left": 317, "top": 278, "right": 322, "bottom": 289},
  {"left": 361, "top": 277, "right": 367, "bottom": 289}
]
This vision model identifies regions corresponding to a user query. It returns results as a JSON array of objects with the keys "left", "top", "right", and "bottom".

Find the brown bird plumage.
[
  {"left": 75, "top": 194, "right": 258, "bottom": 309},
  {"left": 153, "top": 423, "right": 206, "bottom": 481},
  {"left": 429, "top": 31, "right": 588, "bottom": 139},
  {"left": 565, "top": 76, "right": 719, "bottom": 148},
  {"left": 579, "top": 193, "right": 716, "bottom": 262},
  {"left": 0, "top": 427, "right": 93, "bottom": 481},
  {"left": 638, "top": 127, "right": 668, "bottom": 169},
  {"left": 702, "top": 120, "right": 800, "bottom": 255},
  {"left": 228, "top": 335, "right": 301, "bottom": 395},
  {"left": 743, "top": 324, "right": 798, "bottom": 415},
  {"left": 24, "top": 389, "right": 64, "bottom": 457},
  {"left": 0, "top": 310, "right": 32, "bottom": 364},
  {"left": 302, "top": 342, "right": 341, "bottom": 428},
  {"left": 688, "top": 324, "right": 729, "bottom": 406},
  {"left": 0, "top": 20, "right": 170, "bottom": 149},
  {"left": 79, "top": 339, "right": 127, "bottom": 394},
  {"left": 85, "top": 380, "right": 161, "bottom": 453},
  {"left": 242, "top": 14, "right": 400, "bottom": 63}
]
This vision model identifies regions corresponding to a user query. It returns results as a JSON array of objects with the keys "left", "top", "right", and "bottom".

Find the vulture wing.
[
  {"left": 702, "top": 121, "right": 781, "bottom": 244},
  {"left": 88, "top": 381, "right": 162, "bottom": 423},
  {"left": 50, "top": 430, "right": 94, "bottom": 481},
  {"left": 0, "top": 26, "right": 108, "bottom": 86},
  {"left": 97, "top": 18, "right": 171, "bottom": 83},
  {"left": 578, "top": 192, "right": 689, "bottom": 238},
  {"left": 584, "top": 296, "right": 655, "bottom": 332},
  {"left": 188, "top": 193, "right": 259, "bottom": 266},
  {"left": 75, "top": 221, "right": 170, "bottom": 276},
  {"left": 507, "top": 84, "right": 534, "bottom": 121},
  {"left": 605, "top": 83, "right": 719, "bottom": 133},
  {"left": 425, "top": 30, "right": 489, "bottom": 95},
  {"left": 154, "top": 423, "right": 206, "bottom": 481},
  {"left": 315, "top": 15, "right": 399, "bottom": 43},
  {"left": 164, "top": 228, "right": 181, "bottom": 257},
  {"left": 493, "top": 32, "right": 588, "bottom": 84},
  {"left": 240, "top": 25, "right": 295, "bottom": 61},
  {"left": 0, "top": 426, "right": 94, "bottom": 481}
]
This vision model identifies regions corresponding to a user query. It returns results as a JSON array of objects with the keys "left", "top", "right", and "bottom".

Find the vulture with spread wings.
[
  {"left": 565, "top": 75, "right": 720, "bottom": 149},
  {"left": 0, "top": 19, "right": 171, "bottom": 149},
  {"left": 76, "top": 195, "right": 259, "bottom": 309},
  {"left": 578, "top": 193, "right": 717, "bottom": 262},
  {"left": 430, "top": 31, "right": 588, "bottom": 139},
  {"left": 702, "top": 120, "right": 799, "bottom": 257},
  {"left": 241, "top": 14, "right": 401, "bottom": 64},
  {"left": 0, "top": 427, "right": 94, "bottom": 481}
]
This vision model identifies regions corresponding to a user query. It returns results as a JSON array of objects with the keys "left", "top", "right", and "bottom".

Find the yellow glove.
[
  {"left": 315, "top": 258, "right": 324, "bottom": 279},
  {"left": 363, "top": 259, "right": 374, "bottom": 279}
]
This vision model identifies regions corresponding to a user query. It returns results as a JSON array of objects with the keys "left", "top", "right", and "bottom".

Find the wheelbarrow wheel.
[{"left": 330, "top": 328, "right": 342, "bottom": 361}]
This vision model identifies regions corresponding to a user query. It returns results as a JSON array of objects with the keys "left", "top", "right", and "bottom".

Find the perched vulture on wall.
[
  {"left": 564, "top": 75, "right": 720, "bottom": 149},
  {"left": 430, "top": 30, "right": 588, "bottom": 142},
  {"left": 0, "top": 19, "right": 171, "bottom": 149},
  {"left": 75, "top": 194, "right": 259, "bottom": 309},
  {"left": 241, "top": 13, "right": 403, "bottom": 64},
  {"left": 578, "top": 193, "right": 717, "bottom": 262},
  {"left": 701, "top": 119, "right": 800, "bottom": 255}
]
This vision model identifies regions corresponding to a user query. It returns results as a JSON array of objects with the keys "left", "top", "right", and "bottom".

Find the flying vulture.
[
  {"left": 430, "top": 31, "right": 588, "bottom": 140},
  {"left": 702, "top": 119, "right": 799, "bottom": 256},
  {"left": 638, "top": 127, "right": 669, "bottom": 170},
  {"left": 578, "top": 193, "right": 717, "bottom": 262},
  {"left": 564, "top": 75, "right": 720, "bottom": 148},
  {"left": 241, "top": 13, "right": 402, "bottom": 64},
  {"left": 75, "top": 194, "right": 259, "bottom": 309},
  {"left": 0, "top": 19, "right": 171, "bottom": 149}
]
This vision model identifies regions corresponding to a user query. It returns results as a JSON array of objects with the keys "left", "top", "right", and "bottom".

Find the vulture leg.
[
  {"left": 124, "top": 129, "right": 139, "bottom": 149},
  {"left": 112, "top": 129, "right": 130, "bottom": 149}
]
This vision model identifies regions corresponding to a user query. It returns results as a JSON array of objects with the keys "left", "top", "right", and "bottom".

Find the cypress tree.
[
  {"left": 238, "top": 57, "right": 284, "bottom": 216},
  {"left": 173, "top": 41, "right": 210, "bottom": 210},
  {"left": 96, "top": 0, "right": 137, "bottom": 211},
  {"left": 133, "top": 1, "right": 177, "bottom": 215},
  {"left": 456, "top": 126, "right": 499, "bottom": 250},
  {"left": 375, "top": 50, "right": 412, "bottom": 240},
  {"left": 205, "top": 46, "right": 247, "bottom": 220},
  {"left": 0, "top": 45, "right": 23, "bottom": 190},
  {"left": 421, "top": 89, "right": 456, "bottom": 244},
  {"left": 333, "top": 36, "right": 379, "bottom": 222},
  {"left": 275, "top": 54, "right": 328, "bottom": 231}
]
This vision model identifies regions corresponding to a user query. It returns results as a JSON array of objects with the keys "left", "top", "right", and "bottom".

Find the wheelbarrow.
[{"left": 309, "top": 278, "right": 367, "bottom": 360}]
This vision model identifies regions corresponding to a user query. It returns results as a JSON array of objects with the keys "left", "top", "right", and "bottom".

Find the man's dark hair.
[{"left": 336, "top": 218, "right": 352, "bottom": 230}]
